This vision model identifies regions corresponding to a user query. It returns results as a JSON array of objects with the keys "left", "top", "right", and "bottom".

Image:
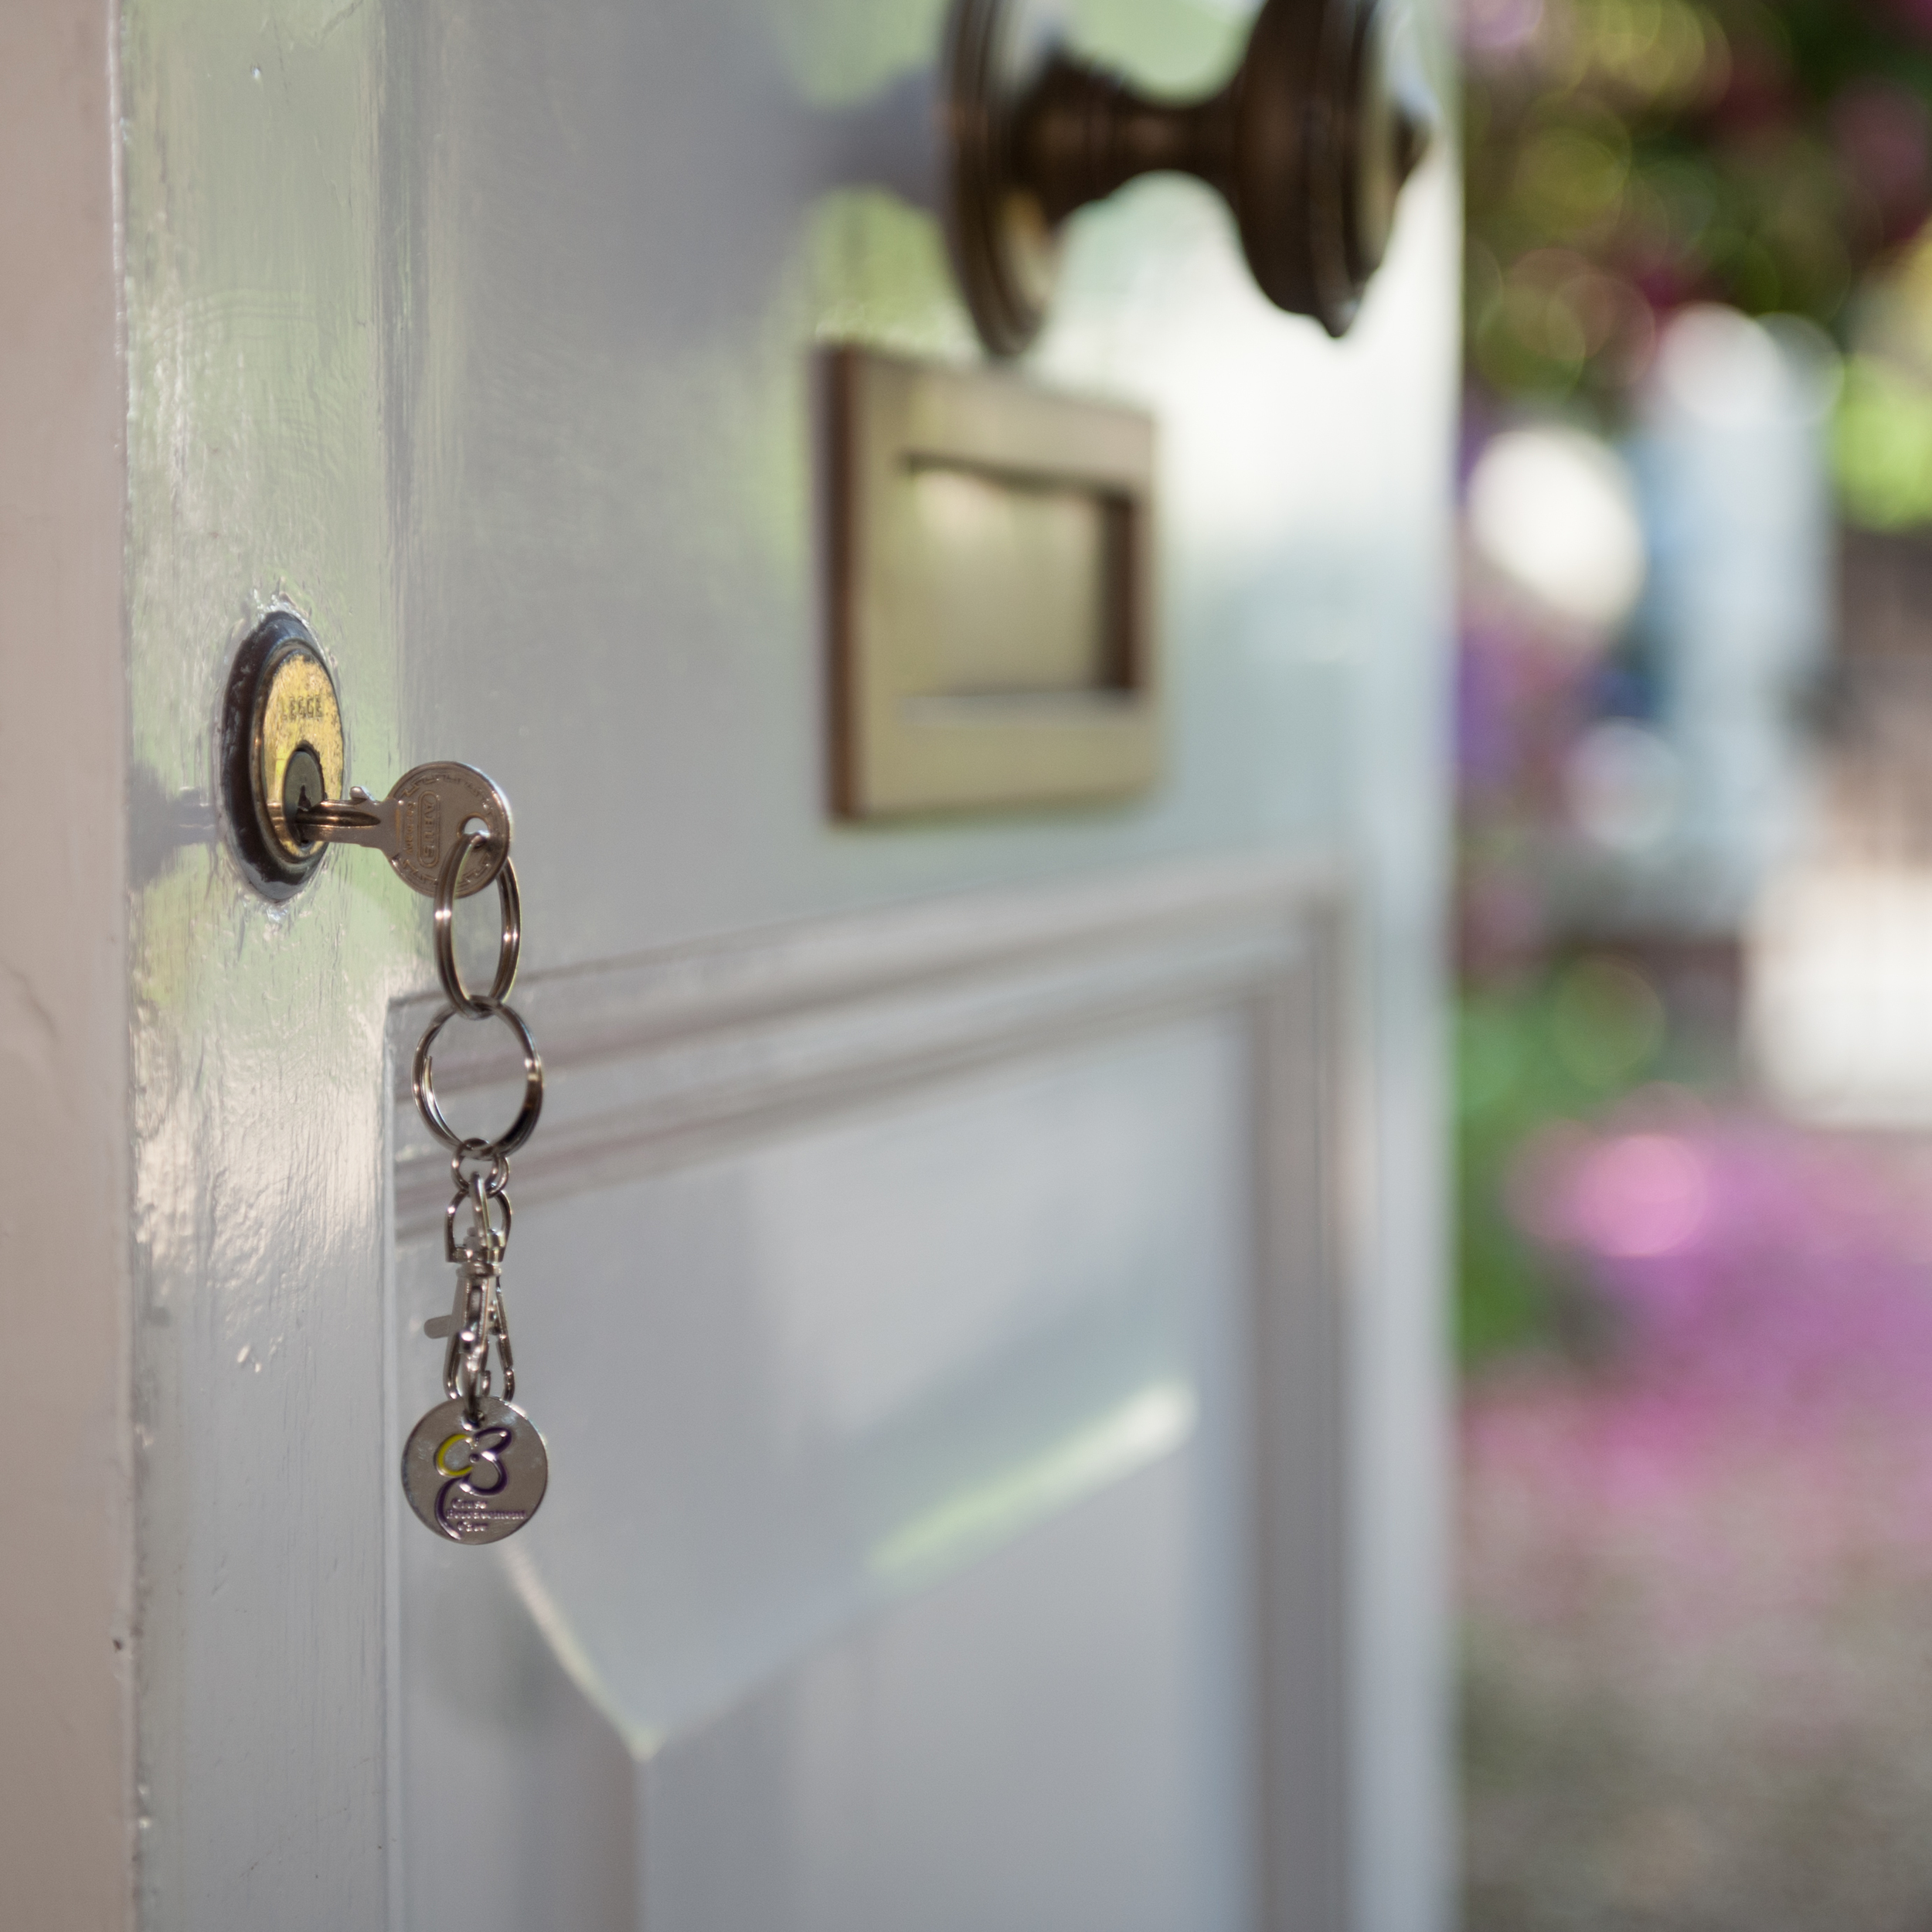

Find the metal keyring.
[
  {"left": 434, "top": 828, "right": 521, "bottom": 1019},
  {"left": 413, "top": 1001, "right": 545, "bottom": 1158},
  {"left": 451, "top": 1138, "right": 511, "bottom": 1199}
]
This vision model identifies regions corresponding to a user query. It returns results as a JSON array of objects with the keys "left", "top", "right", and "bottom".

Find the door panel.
[
  {"left": 395, "top": 861, "right": 1332, "bottom": 1931},
  {"left": 638, "top": 1454, "right": 1249, "bottom": 1932},
  {"left": 397, "top": 1553, "right": 639, "bottom": 1931},
  {"left": 122, "top": 0, "right": 1455, "bottom": 1921},
  {"left": 401, "top": 1015, "right": 1251, "bottom": 1748}
]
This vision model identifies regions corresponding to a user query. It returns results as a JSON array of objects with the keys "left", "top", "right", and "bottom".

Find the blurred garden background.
[{"left": 1454, "top": 1, "right": 1932, "bottom": 1923}]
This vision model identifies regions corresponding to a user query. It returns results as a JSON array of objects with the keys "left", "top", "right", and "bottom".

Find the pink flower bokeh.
[{"left": 1464, "top": 1115, "right": 1932, "bottom": 1925}]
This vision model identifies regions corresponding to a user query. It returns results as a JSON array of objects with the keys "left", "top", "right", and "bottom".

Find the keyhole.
[{"left": 282, "top": 745, "right": 326, "bottom": 849}]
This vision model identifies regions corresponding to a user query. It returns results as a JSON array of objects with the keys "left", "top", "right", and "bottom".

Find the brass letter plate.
[{"left": 830, "top": 347, "right": 1158, "bottom": 817}]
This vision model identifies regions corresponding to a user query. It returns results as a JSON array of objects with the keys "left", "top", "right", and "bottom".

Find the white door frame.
[{"left": 0, "top": 5, "right": 137, "bottom": 1927}]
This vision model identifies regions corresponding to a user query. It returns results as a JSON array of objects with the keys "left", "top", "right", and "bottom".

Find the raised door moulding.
[
  {"left": 828, "top": 346, "right": 1160, "bottom": 818},
  {"left": 387, "top": 852, "right": 1339, "bottom": 1233}
]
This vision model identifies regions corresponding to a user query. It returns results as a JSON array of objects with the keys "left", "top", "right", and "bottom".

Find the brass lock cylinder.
[{"left": 221, "top": 610, "right": 347, "bottom": 898}]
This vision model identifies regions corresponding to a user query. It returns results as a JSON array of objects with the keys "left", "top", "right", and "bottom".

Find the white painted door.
[{"left": 3, "top": 2, "right": 1456, "bottom": 1927}]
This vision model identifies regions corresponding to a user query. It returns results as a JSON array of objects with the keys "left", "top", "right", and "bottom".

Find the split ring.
[
  {"left": 450, "top": 1138, "right": 511, "bottom": 1199},
  {"left": 434, "top": 828, "right": 521, "bottom": 1018},
  {"left": 413, "top": 1001, "right": 545, "bottom": 1158}
]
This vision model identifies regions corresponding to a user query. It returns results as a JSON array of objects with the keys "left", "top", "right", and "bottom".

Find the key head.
[{"left": 384, "top": 762, "right": 512, "bottom": 898}]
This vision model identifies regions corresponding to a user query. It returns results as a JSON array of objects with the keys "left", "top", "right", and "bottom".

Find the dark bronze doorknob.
[{"left": 945, "top": 0, "right": 1434, "bottom": 355}]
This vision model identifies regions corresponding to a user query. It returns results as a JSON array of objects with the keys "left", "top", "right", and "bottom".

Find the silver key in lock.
[
  {"left": 292, "top": 760, "right": 512, "bottom": 898},
  {"left": 225, "top": 613, "right": 512, "bottom": 899}
]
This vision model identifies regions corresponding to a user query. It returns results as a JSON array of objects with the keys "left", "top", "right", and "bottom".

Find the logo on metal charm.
[{"left": 402, "top": 1396, "right": 548, "bottom": 1544}]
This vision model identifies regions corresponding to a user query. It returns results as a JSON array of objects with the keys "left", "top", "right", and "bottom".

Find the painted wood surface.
[{"left": 116, "top": 0, "right": 1459, "bottom": 1925}]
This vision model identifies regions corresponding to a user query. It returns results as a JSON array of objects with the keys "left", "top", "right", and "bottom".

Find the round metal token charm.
[{"left": 402, "top": 1396, "right": 548, "bottom": 1544}]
